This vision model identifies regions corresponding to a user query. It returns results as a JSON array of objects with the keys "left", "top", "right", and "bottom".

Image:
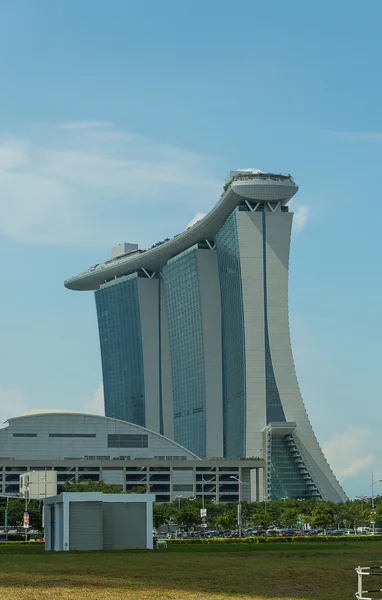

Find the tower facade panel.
[
  {"left": 163, "top": 247, "right": 223, "bottom": 458},
  {"left": 95, "top": 275, "right": 145, "bottom": 426},
  {"left": 96, "top": 274, "right": 173, "bottom": 436},
  {"left": 216, "top": 213, "right": 246, "bottom": 459}
]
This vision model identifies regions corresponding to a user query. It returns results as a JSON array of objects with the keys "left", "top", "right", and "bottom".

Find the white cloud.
[
  {"left": 84, "top": 383, "right": 104, "bottom": 415},
  {"left": 323, "top": 427, "right": 374, "bottom": 480},
  {"left": 57, "top": 121, "right": 114, "bottom": 131},
  {"left": 292, "top": 204, "right": 309, "bottom": 232},
  {"left": 0, "top": 123, "right": 220, "bottom": 247},
  {"left": 0, "top": 387, "right": 27, "bottom": 425},
  {"left": 186, "top": 212, "right": 206, "bottom": 229}
]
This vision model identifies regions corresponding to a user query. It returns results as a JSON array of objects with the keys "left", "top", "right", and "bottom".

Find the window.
[
  {"left": 173, "top": 484, "right": 193, "bottom": 491},
  {"left": 107, "top": 434, "right": 148, "bottom": 448},
  {"left": 49, "top": 433, "right": 96, "bottom": 438},
  {"left": 78, "top": 467, "right": 100, "bottom": 472},
  {"left": 13, "top": 433, "right": 37, "bottom": 437},
  {"left": 173, "top": 467, "right": 193, "bottom": 471},
  {"left": 6, "top": 467, "right": 27, "bottom": 472}
]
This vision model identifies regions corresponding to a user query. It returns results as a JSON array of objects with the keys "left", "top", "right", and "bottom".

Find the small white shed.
[{"left": 44, "top": 492, "right": 155, "bottom": 551}]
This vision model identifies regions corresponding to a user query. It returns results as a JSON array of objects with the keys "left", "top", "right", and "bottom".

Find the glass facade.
[
  {"left": 95, "top": 275, "right": 145, "bottom": 426},
  {"left": 163, "top": 248, "right": 206, "bottom": 458},
  {"left": 270, "top": 435, "right": 313, "bottom": 500},
  {"left": 262, "top": 211, "right": 286, "bottom": 424},
  {"left": 216, "top": 214, "right": 246, "bottom": 459}
]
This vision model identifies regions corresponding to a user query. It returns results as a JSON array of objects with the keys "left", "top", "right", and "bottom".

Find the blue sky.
[{"left": 0, "top": 0, "right": 381, "bottom": 498}]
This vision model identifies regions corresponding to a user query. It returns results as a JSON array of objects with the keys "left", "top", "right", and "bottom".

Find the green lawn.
[{"left": 0, "top": 541, "right": 378, "bottom": 599}]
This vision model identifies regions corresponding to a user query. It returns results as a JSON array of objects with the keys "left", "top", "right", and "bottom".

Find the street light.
[
  {"left": 230, "top": 475, "right": 243, "bottom": 538},
  {"left": 176, "top": 494, "right": 183, "bottom": 510},
  {"left": 355, "top": 495, "right": 369, "bottom": 533},
  {"left": 370, "top": 471, "right": 382, "bottom": 535},
  {"left": 201, "top": 477, "right": 211, "bottom": 511}
]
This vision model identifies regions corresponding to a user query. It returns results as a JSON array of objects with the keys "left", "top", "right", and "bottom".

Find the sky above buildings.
[{"left": 0, "top": 0, "right": 381, "bottom": 498}]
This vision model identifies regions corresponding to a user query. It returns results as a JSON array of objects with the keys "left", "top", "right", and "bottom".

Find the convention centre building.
[{"left": 0, "top": 411, "right": 263, "bottom": 503}]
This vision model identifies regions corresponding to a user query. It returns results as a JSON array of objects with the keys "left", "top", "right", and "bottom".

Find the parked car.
[
  {"left": 265, "top": 528, "right": 279, "bottom": 536},
  {"left": 278, "top": 529, "right": 298, "bottom": 537}
]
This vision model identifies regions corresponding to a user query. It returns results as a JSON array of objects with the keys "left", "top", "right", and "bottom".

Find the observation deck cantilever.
[{"left": 64, "top": 176, "right": 298, "bottom": 292}]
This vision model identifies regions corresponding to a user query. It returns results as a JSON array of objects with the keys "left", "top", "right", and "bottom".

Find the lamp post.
[
  {"left": 370, "top": 471, "right": 382, "bottom": 535},
  {"left": 230, "top": 475, "right": 242, "bottom": 538},
  {"left": 40, "top": 472, "right": 48, "bottom": 530},
  {"left": 176, "top": 494, "right": 183, "bottom": 510},
  {"left": 355, "top": 495, "right": 368, "bottom": 533},
  {"left": 24, "top": 478, "right": 29, "bottom": 543},
  {"left": 201, "top": 477, "right": 208, "bottom": 511},
  {"left": 5, "top": 496, "right": 9, "bottom": 542},
  {"left": 200, "top": 477, "right": 212, "bottom": 529}
]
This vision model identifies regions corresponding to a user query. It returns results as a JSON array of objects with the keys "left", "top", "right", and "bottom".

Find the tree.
[
  {"left": 216, "top": 512, "right": 237, "bottom": 530},
  {"left": 0, "top": 498, "right": 42, "bottom": 530},
  {"left": 153, "top": 503, "right": 172, "bottom": 529},
  {"left": 310, "top": 507, "right": 333, "bottom": 534},
  {"left": 63, "top": 480, "right": 123, "bottom": 493},
  {"left": 251, "top": 511, "right": 271, "bottom": 529},
  {"left": 130, "top": 486, "right": 148, "bottom": 494},
  {"left": 280, "top": 507, "right": 299, "bottom": 528},
  {"left": 177, "top": 504, "right": 200, "bottom": 529}
]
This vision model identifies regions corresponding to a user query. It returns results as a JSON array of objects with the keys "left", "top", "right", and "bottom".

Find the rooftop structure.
[{"left": 65, "top": 171, "right": 298, "bottom": 292}]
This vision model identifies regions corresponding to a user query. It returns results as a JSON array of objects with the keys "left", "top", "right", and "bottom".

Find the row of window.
[
  {"left": 107, "top": 434, "right": 148, "bottom": 448},
  {"left": 13, "top": 433, "right": 96, "bottom": 438},
  {"left": 12, "top": 433, "right": 152, "bottom": 444}
]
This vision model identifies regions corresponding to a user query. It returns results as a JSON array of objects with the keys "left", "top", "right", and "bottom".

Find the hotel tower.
[{"left": 65, "top": 170, "right": 346, "bottom": 502}]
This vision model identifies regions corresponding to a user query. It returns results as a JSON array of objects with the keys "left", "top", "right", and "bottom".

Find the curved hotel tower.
[{"left": 65, "top": 170, "right": 346, "bottom": 502}]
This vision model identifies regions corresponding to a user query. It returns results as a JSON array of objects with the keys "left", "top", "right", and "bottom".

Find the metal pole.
[
  {"left": 202, "top": 478, "right": 205, "bottom": 511},
  {"left": 230, "top": 476, "right": 242, "bottom": 537},
  {"left": 372, "top": 471, "right": 375, "bottom": 535},
  {"left": 238, "top": 478, "right": 242, "bottom": 538},
  {"left": 5, "top": 496, "right": 8, "bottom": 542},
  {"left": 357, "top": 567, "right": 362, "bottom": 600},
  {"left": 24, "top": 495, "right": 28, "bottom": 542}
]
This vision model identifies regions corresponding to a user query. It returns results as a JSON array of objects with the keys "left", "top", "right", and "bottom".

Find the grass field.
[{"left": 0, "top": 541, "right": 378, "bottom": 600}]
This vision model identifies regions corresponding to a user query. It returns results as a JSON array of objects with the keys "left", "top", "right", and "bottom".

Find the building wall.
[
  {"left": 163, "top": 248, "right": 206, "bottom": 458},
  {"left": 160, "top": 278, "right": 174, "bottom": 441},
  {"left": 96, "top": 274, "right": 173, "bottom": 439},
  {"left": 194, "top": 250, "right": 223, "bottom": 458},
  {"left": 137, "top": 277, "right": 160, "bottom": 433},
  {"left": 0, "top": 458, "right": 264, "bottom": 503},
  {"left": 0, "top": 413, "right": 198, "bottom": 464},
  {"left": 102, "top": 502, "right": 147, "bottom": 549},
  {"left": 95, "top": 275, "right": 145, "bottom": 425},
  {"left": 264, "top": 212, "right": 346, "bottom": 502},
  {"left": 235, "top": 211, "right": 267, "bottom": 459},
  {"left": 216, "top": 213, "right": 246, "bottom": 459}
]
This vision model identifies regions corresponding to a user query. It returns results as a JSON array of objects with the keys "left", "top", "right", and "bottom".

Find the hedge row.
[
  {"left": 0, "top": 540, "right": 44, "bottom": 546},
  {"left": 168, "top": 535, "right": 382, "bottom": 545}
]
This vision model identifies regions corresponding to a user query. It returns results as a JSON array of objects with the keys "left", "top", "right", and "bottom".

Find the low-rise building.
[{"left": 0, "top": 411, "right": 264, "bottom": 503}]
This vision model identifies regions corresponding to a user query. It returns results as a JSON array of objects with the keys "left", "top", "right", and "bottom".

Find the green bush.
[
  {"left": 167, "top": 535, "right": 382, "bottom": 545},
  {"left": 0, "top": 540, "right": 44, "bottom": 546}
]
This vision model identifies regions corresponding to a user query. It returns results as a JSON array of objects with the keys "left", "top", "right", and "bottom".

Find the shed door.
[{"left": 69, "top": 502, "right": 103, "bottom": 551}]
